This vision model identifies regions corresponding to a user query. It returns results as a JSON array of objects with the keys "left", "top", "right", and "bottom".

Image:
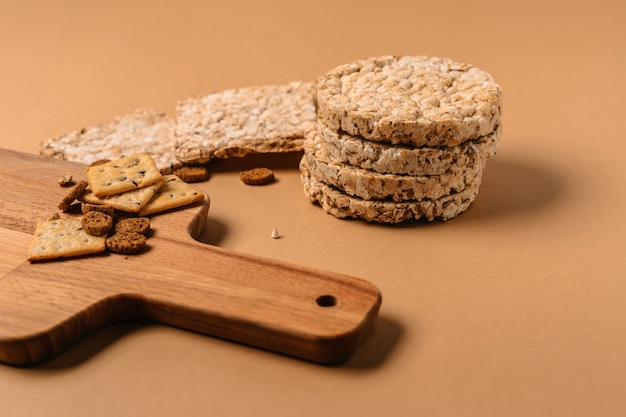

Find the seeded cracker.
[
  {"left": 79, "top": 179, "right": 164, "bottom": 213},
  {"left": 139, "top": 174, "right": 205, "bottom": 216},
  {"left": 85, "top": 153, "right": 163, "bottom": 197},
  {"left": 174, "top": 81, "right": 317, "bottom": 164},
  {"left": 27, "top": 217, "right": 106, "bottom": 261}
]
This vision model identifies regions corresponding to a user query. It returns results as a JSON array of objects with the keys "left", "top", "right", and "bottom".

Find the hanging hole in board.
[{"left": 316, "top": 295, "right": 337, "bottom": 307}]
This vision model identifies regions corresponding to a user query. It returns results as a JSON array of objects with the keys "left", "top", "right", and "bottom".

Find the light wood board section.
[{"left": 0, "top": 149, "right": 381, "bottom": 365}]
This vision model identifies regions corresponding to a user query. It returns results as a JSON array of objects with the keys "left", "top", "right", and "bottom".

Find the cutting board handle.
[{"left": 0, "top": 243, "right": 381, "bottom": 366}]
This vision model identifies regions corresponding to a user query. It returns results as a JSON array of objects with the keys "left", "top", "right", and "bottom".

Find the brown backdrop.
[{"left": 1, "top": 1, "right": 625, "bottom": 416}]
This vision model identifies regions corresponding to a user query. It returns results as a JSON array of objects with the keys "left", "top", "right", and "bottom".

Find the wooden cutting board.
[{"left": 0, "top": 149, "right": 381, "bottom": 366}]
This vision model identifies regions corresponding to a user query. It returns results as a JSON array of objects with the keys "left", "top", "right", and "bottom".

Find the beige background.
[{"left": 1, "top": 0, "right": 625, "bottom": 416}]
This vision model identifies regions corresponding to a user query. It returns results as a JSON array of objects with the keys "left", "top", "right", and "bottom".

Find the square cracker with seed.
[
  {"left": 79, "top": 179, "right": 164, "bottom": 213},
  {"left": 27, "top": 217, "right": 106, "bottom": 261},
  {"left": 174, "top": 81, "right": 317, "bottom": 164},
  {"left": 85, "top": 153, "right": 163, "bottom": 197},
  {"left": 139, "top": 175, "right": 205, "bottom": 216}
]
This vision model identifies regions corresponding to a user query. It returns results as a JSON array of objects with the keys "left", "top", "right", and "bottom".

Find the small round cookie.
[
  {"left": 317, "top": 55, "right": 503, "bottom": 147},
  {"left": 300, "top": 165, "right": 482, "bottom": 223},
  {"left": 315, "top": 121, "right": 501, "bottom": 176},
  {"left": 81, "top": 211, "right": 114, "bottom": 236},
  {"left": 301, "top": 142, "right": 486, "bottom": 202},
  {"left": 115, "top": 217, "right": 150, "bottom": 235},
  {"left": 239, "top": 168, "right": 275, "bottom": 185},
  {"left": 106, "top": 232, "right": 147, "bottom": 254}
]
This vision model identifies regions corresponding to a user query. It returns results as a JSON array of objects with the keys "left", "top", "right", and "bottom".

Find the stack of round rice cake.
[{"left": 300, "top": 55, "right": 503, "bottom": 223}]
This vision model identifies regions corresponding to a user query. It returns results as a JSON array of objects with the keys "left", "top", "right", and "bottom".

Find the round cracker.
[
  {"left": 239, "top": 168, "right": 275, "bottom": 185},
  {"left": 106, "top": 232, "right": 147, "bottom": 254},
  {"left": 317, "top": 55, "right": 502, "bottom": 147},
  {"left": 300, "top": 159, "right": 483, "bottom": 223},
  {"left": 302, "top": 140, "right": 486, "bottom": 202},
  {"left": 315, "top": 120, "right": 500, "bottom": 176},
  {"left": 115, "top": 217, "right": 150, "bottom": 235},
  {"left": 81, "top": 211, "right": 114, "bottom": 236}
]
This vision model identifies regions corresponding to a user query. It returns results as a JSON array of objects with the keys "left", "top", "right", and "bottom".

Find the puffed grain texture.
[
  {"left": 317, "top": 56, "right": 502, "bottom": 146},
  {"left": 316, "top": 120, "right": 501, "bottom": 176},
  {"left": 174, "top": 81, "right": 317, "bottom": 164},
  {"left": 40, "top": 108, "right": 177, "bottom": 169},
  {"left": 300, "top": 164, "right": 483, "bottom": 223},
  {"left": 301, "top": 142, "right": 486, "bottom": 202}
]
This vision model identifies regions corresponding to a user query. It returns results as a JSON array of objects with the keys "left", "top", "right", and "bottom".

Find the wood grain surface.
[{"left": 0, "top": 149, "right": 382, "bottom": 366}]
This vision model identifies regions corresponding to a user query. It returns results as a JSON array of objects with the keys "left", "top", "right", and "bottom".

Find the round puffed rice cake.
[
  {"left": 315, "top": 120, "right": 500, "bottom": 176},
  {"left": 302, "top": 135, "right": 486, "bottom": 202},
  {"left": 299, "top": 156, "right": 483, "bottom": 223},
  {"left": 316, "top": 55, "right": 503, "bottom": 147}
]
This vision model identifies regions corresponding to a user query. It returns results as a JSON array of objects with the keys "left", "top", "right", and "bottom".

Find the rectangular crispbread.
[
  {"left": 79, "top": 179, "right": 164, "bottom": 213},
  {"left": 85, "top": 153, "right": 163, "bottom": 197},
  {"left": 139, "top": 175, "right": 204, "bottom": 216},
  {"left": 39, "top": 108, "right": 178, "bottom": 169},
  {"left": 27, "top": 217, "right": 106, "bottom": 261},
  {"left": 174, "top": 81, "right": 317, "bottom": 164}
]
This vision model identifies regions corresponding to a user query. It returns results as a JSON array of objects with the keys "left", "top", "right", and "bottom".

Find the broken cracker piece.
[
  {"left": 58, "top": 174, "right": 73, "bottom": 186},
  {"left": 58, "top": 180, "right": 89, "bottom": 212}
]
